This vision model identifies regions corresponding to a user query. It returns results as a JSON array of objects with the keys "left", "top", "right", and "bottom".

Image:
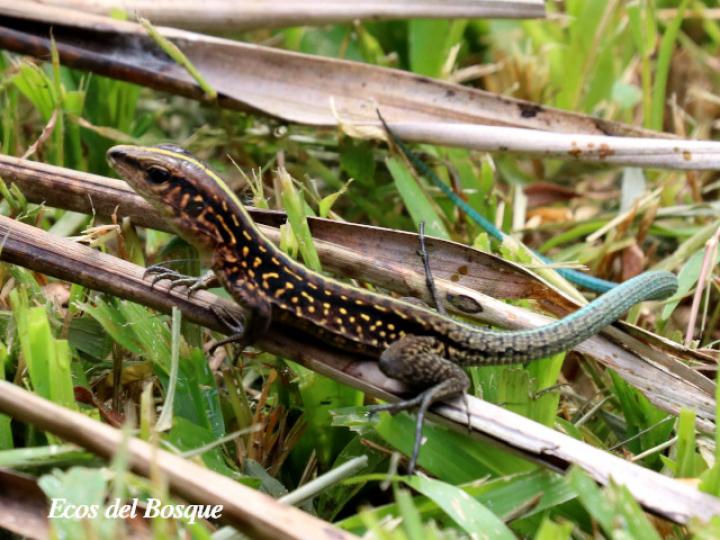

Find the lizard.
[{"left": 107, "top": 143, "right": 678, "bottom": 472}]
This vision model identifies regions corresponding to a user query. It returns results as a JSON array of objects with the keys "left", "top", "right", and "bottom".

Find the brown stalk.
[
  {"left": 0, "top": 470, "right": 49, "bottom": 539},
  {"left": 14, "top": 0, "right": 547, "bottom": 31},
  {"left": 0, "top": 379, "right": 358, "bottom": 540},
  {"left": 0, "top": 4, "right": 661, "bottom": 137}
]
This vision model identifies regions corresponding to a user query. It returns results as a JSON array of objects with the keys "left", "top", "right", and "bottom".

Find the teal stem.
[{"left": 380, "top": 116, "right": 617, "bottom": 293}]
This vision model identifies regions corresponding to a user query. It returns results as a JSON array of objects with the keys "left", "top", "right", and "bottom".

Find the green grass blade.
[
  {"left": 394, "top": 485, "right": 425, "bottom": 540},
  {"left": 278, "top": 167, "right": 322, "bottom": 271},
  {"left": 50, "top": 339, "right": 76, "bottom": 411},
  {"left": 139, "top": 17, "right": 217, "bottom": 100},
  {"left": 385, "top": 156, "right": 449, "bottom": 240},
  {"left": 24, "top": 307, "right": 54, "bottom": 400},
  {"left": 607, "top": 481, "right": 663, "bottom": 540},
  {"left": 156, "top": 306, "right": 181, "bottom": 431},
  {"left": 49, "top": 35, "right": 65, "bottom": 167},
  {"left": 526, "top": 353, "right": 565, "bottom": 426},
  {"left": 166, "top": 417, "right": 240, "bottom": 478},
  {"left": 366, "top": 409, "right": 532, "bottom": 481},
  {"left": 39, "top": 467, "right": 112, "bottom": 539},
  {"left": 566, "top": 467, "right": 615, "bottom": 535},
  {"left": 408, "top": 19, "right": 467, "bottom": 78},
  {"left": 674, "top": 408, "right": 703, "bottom": 478},
  {"left": 339, "top": 470, "right": 575, "bottom": 533},
  {"left": 11, "top": 62, "right": 56, "bottom": 120},
  {"left": 403, "top": 475, "right": 517, "bottom": 539},
  {"left": 80, "top": 299, "right": 145, "bottom": 357},
  {"left": 175, "top": 348, "right": 226, "bottom": 438},
  {"left": 0, "top": 342, "right": 11, "bottom": 449},
  {"left": 651, "top": 0, "right": 688, "bottom": 131},
  {"left": 700, "top": 371, "right": 720, "bottom": 496},
  {"left": 661, "top": 247, "right": 720, "bottom": 321},
  {"left": 533, "top": 517, "right": 573, "bottom": 540},
  {"left": 689, "top": 515, "right": 720, "bottom": 540},
  {"left": 0, "top": 445, "right": 90, "bottom": 468},
  {"left": 295, "top": 364, "right": 362, "bottom": 468},
  {"left": 628, "top": 0, "right": 657, "bottom": 127}
]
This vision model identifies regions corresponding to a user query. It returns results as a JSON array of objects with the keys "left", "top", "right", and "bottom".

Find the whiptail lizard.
[{"left": 107, "top": 144, "right": 678, "bottom": 472}]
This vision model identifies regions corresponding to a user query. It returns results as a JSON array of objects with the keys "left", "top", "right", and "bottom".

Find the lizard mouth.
[{"left": 106, "top": 145, "right": 139, "bottom": 177}]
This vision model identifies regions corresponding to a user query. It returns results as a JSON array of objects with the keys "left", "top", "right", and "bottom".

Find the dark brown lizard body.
[{"left": 108, "top": 144, "right": 678, "bottom": 471}]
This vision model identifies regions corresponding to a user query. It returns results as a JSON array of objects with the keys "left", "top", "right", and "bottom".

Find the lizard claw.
[
  {"left": 367, "top": 380, "right": 463, "bottom": 474},
  {"left": 208, "top": 304, "right": 249, "bottom": 360},
  {"left": 144, "top": 265, "right": 216, "bottom": 297}
]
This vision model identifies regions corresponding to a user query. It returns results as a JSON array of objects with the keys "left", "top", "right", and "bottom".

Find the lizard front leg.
[
  {"left": 144, "top": 263, "right": 272, "bottom": 355},
  {"left": 208, "top": 284, "right": 273, "bottom": 357},
  {"left": 212, "top": 248, "right": 274, "bottom": 355},
  {"left": 145, "top": 265, "right": 219, "bottom": 295},
  {"left": 369, "top": 335, "right": 470, "bottom": 473}
]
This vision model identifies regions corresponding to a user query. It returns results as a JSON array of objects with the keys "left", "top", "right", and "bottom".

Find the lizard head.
[{"left": 107, "top": 144, "right": 244, "bottom": 254}]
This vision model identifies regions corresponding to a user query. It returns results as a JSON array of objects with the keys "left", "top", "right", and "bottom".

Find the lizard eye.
[{"left": 147, "top": 166, "right": 171, "bottom": 185}]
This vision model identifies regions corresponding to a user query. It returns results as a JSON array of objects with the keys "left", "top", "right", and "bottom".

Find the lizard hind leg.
[{"left": 369, "top": 335, "right": 470, "bottom": 473}]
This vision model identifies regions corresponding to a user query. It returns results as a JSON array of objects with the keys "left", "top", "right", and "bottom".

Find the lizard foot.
[
  {"left": 370, "top": 335, "right": 471, "bottom": 474},
  {"left": 367, "top": 379, "right": 464, "bottom": 474},
  {"left": 145, "top": 265, "right": 218, "bottom": 296},
  {"left": 208, "top": 304, "right": 249, "bottom": 360}
]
